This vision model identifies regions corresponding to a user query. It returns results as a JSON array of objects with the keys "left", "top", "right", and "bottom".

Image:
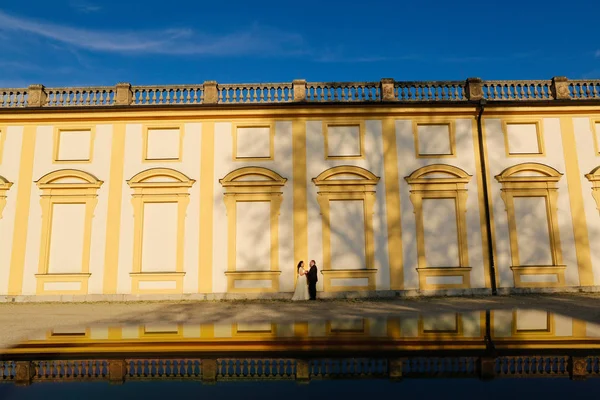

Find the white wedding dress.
[{"left": 291, "top": 269, "right": 310, "bottom": 301}]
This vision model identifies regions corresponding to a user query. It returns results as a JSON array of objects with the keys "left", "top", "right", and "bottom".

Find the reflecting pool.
[{"left": 3, "top": 308, "right": 600, "bottom": 397}]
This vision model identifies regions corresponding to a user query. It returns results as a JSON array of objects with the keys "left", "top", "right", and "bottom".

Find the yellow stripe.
[
  {"left": 472, "top": 119, "right": 492, "bottom": 289},
  {"left": 292, "top": 120, "right": 308, "bottom": 279},
  {"left": 381, "top": 118, "right": 404, "bottom": 289},
  {"left": 102, "top": 123, "right": 126, "bottom": 294},
  {"left": 200, "top": 323, "right": 215, "bottom": 339},
  {"left": 107, "top": 327, "right": 122, "bottom": 340},
  {"left": 7, "top": 125, "right": 37, "bottom": 295},
  {"left": 572, "top": 319, "right": 586, "bottom": 337},
  {"left": 559, "top": 117, "right": 594, "bottom": 286},
  {"left": 480, "top": 119, "right": 501, "bottom": 287},
  {"left": 198, "top": 122, "right": 215, "bottom": 293}
]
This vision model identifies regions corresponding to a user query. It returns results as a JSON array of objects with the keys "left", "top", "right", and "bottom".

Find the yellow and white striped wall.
[{"left": 0, "top": 104, "right": 600, "bottom": 299}]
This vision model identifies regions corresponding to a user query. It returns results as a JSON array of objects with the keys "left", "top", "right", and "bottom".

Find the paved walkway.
[{"left": 0, "top": 293, "right": 599, "bottom": 349}]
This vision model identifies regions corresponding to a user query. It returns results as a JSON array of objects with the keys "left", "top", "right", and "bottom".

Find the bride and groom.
[{"left": 291, "top": 260, "right": 318, "bottom": 301}]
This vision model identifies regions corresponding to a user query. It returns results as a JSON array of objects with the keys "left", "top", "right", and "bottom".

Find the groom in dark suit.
[{"left": 306, "top": 260, "right": 318, "bottom": 300}]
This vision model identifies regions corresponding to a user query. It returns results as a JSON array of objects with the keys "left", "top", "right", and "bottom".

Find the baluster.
[{"left": 259, "top": 87, "right": 265, "bottom": 103}]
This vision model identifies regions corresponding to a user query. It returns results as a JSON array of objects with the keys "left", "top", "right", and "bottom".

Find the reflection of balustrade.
[
  {"left": 125, "top": 359, "right": 202, "bottom": 379},
  {"left": 32, "top": 360, "right": 109, "bottom": 380},
  {"left": 2, "top": 355, "right": 600, "bottom": 384},
  {"left": 495, "top": 356, "right": 569, "bottom": 377},
  {"left": 216, "top": 359, "right": 295, "bottom": 380},
  {"left": 403, "top": 357, "right": 477, "bottom": 377},
  {"left": 310, "top": 358, "right": 388, "bottom": 378},
  {"left": 0, "top": 361, "right": 15, "bottom": 381}
]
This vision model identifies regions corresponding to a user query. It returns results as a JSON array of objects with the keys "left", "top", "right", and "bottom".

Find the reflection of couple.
[{"left": 291, "top": 260, "right": 318, "bottom": 301}]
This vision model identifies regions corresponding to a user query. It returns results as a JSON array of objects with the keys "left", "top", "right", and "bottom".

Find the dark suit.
[{"left": 306, "top": 264, "right": 318, "bottom": 300}]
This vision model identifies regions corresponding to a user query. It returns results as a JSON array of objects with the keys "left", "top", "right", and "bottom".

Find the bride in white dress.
[{"left": 291, "top": 261, "right": 309, "bottom": 301}]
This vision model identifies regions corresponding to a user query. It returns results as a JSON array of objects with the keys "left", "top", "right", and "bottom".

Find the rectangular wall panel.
[
  {"left": 422, "top": 198, "right": 460, "bottom": 267},
  {"left": 327, "top": 125, "right": 361, "bottom": 157},
  {"left": 330, "top": 200, "right": 366, "bottom": 270},
  {"left": 514, "top": 197, "right": 553, "bottom": 265},
  {"left": 48, "top": 203, "right": 86, "bottom": 273},
  {"left": 141, "top": 202, "right": 178, "bottom": 272},
  {"left": 236, "top": 201, "right": 271, "bottom": 270}
]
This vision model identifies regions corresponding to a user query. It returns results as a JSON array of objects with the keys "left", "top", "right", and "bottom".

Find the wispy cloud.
[
  {"left": 313, "top": 47, "right": 421, "bottom": 64},
  {"left": 595, "top": 50, "right": 600, "bottom": 58},
  {"left": 0, "top": 10, "right": 306, "bottom": 56},
  {"left": 70, "top": 0, "right": 102, "bottom": 13}
]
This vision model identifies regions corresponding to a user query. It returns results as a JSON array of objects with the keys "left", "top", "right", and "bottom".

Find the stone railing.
[{"left": 1, "top": 77, "right": 599, "bottom": 108}]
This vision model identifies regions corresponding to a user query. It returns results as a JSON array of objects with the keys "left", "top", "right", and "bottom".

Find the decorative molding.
[
  {"left": 34, "top": 169, "right": 103, "bottom": 295},
  {"left": 495, "top": 163, "right": 565, "bottom": 288},
  {"left": 0, "top": 175, "right": 13, "bottom": 219},
  {"left": 585, "top": 166, "right": 600, "bottom": 215},
  {"left": 231, "top": 122, "right": 275, "bottom": 161},
  {"left": 313, "top": 166, "right": 380, "bottom": 292},
  {"left": 322, "top": 121, "right": 365, "bottom": 160},
  {"left": 412, "top": 121, "right": 456, "bottom": 158},
  {"left": 501, "top": 119, "right": 544, "bottom": 157},
  {"left": 405, "top": 164, "right": 472, "bottom": 290},
  {"left": 52, "top": 125, "right": 96, "bottom": 164},
  {"left": 141, "top": 123, "right": 184, "bottom": 162},
  {"left": 127, "top": 168, "right": 195, "bottom": 294},
  {"left": 219, "top": 167, "right": 287, "bottom": 293}
]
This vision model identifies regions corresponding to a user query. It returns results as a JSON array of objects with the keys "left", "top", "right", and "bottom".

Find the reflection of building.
[
  {"left": 2, "top": 78, "right": 600, "bottom": 299},
  {"left": 3, "top": 310, "right": 600, "bottom": 384}
]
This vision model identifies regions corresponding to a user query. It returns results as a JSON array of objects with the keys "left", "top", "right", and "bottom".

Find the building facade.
[{"left": 0, "top": 77, "right": 599, "bottom": 300}]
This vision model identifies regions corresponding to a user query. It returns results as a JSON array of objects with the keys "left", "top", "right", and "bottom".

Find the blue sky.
[{"left": 0, "top": 0, "right": 598, "bottom": 87}]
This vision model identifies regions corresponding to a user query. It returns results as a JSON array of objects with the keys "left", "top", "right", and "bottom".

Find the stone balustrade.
[{"left": 1, "top": 77, "right": 598, "bottom": 108}]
